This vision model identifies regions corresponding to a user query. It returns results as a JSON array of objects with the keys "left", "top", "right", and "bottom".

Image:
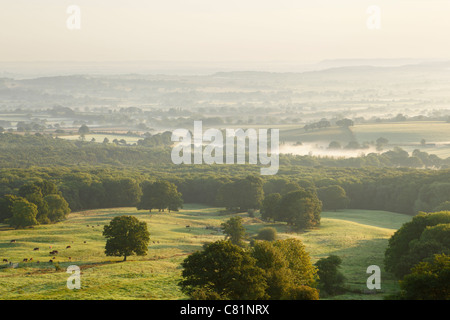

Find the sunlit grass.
[{"left": 0, "top": 205, "right": 411, "bottom": 300}]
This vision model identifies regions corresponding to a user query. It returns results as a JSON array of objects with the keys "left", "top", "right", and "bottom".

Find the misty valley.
[{"left": 1, "top": 60, "right": 450, "bottom": 302}]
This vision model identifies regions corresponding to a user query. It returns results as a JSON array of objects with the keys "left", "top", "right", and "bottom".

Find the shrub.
[
  {"left": 282, "top": 285, "right": 320, "bottom": 300},
  {"left": 256, "top": 227, "right": 277, "bottom": 241}
]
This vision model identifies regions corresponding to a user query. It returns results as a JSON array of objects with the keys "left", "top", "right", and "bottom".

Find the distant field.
[
  {"left": 353, "top": 121, "right": 450, "bottom": 145},
  {"left": 277, "top": 121, "right": 450, "bottom": 158},
  {"left": 60, "top": 134, "right": 143, "bottom": 144},
  {"left": 0, "top": 205, "right": 411, "bottom": 300},
  {"left": 279, "top": 126, "right": 354, "bottom": 144}
]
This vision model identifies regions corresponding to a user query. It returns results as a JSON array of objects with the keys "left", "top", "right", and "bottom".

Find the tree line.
[
  {"left": 2, "top": 133, "right": 450, "bottom": 169},
  {"left": 4, "top": 165, "right": 450, "bottom": 219},
  {"left": 384, "top": 211, "right": 450, "bottom": 299}
]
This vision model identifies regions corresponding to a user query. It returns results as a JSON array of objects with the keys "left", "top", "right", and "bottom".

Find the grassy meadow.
[
  {"left": 352, "top": 121, "right": 450, "bottom": 145},
  {"left": 0, "top": 205, "right": 412, "bottom": 300}
]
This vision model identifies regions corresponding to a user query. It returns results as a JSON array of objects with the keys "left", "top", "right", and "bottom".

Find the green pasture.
[{"left": 0, "top": 205, "right": 412, "bottom": 300}]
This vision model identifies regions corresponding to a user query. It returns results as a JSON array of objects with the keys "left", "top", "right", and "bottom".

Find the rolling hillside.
[{"left": 0, "top": 205, "right": 411, "bottom": 300}]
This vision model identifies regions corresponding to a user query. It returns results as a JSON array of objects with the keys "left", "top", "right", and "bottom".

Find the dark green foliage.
[
  {"left": 282, "top": 285, "right": 320, "bottom": 300},
  {"left": 399, "top": 254, "right": 450, "bottom": 300},
  {"left": 217, "top": 176, "right": 264, "bottom": 211},
  {"left": 251, "top": 240, "right": 318, "bottom": 300},
  {"left": 6, "top": 133, "right": 450, "bottom": 219},
  {"left": 102, "top": 178, "right": 142, "bottom": 208},
  {"left": 261, "top": 193, "right": 282, "bottom": 221},
  {"left": 44, "top": 194, "right": 71, "bottom": 222},
  {"left": 189, "top": 288, "right": 223, "bottom": 300},
  {"left": 385, "top": 211, "right": 450, "bottom": 278},
  {"left": 137, "top": 180, "right": 183, "bottom": 212},
  {"left": 177, "top": 177, "right": 226, "bottom": 206},
  {"left": 272, "top": 239, "right": 318, "bottom": 287},
  {"left": 276, "top": 189, "right": 322, "bottom": 230},
  {"left": 255, "top": 227, "right": 277, "bottom": 241},
  {"left": 251, "top": 241, "right": 292, "bottom": 299},
  {"left": 318, "top": 185, "right": 349, "bottom": 211},
  {"left": 0, "top": 133, "right": 171, "bottom": 168},
  {"left": 414, "top": 182, "right": 450, "bottom": 213},
  {"left": 23, "top": 191, "right": 49, "bottom": 224},
  {"left": 3, "top": 132, "right": 450, "bottom": 170},
  {"left": 179, "top": 239, "right": 318, "bottom": 300},
  {"left": 13, "top": 180, "right": 68, "bottom": 224},
  {"left": 328, "top": 141, "right": 342, "bottom": 150},
  {"left": 0, "top": 194, "right": 20, "bottom": 223},
  {"left": 433, "top": 201, "right": 450, "bottom": 212},
  {"left": 336, "top": 118, "right": 354, "bottom": 127},
  {"left": 221, "top": 216, "right": 246, "bottom": 246},
  {"left": 78, "top": 124, "right": 90, "bottom": 136},
  {"left": 315, "top": 255, "right": 346, "bottom": 296},
  {"left": 179, "top": 240, "right": 267, "bottom": 300},
  {"left": 103, "top": 215, "right": 150, "bottom": 261},
  {"left": 7, "top": 198, "right": 39, "bottom": 229}
]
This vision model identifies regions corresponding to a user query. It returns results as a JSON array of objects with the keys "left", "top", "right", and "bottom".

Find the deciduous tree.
[{"left": 103, "top": 215, "right": 150, "bottom": 261}]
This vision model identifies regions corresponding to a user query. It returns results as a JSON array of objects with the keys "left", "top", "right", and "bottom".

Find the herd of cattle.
[
  {"left": 1, "top": 222, "right": 220, "bottom": 268},
  {"left": 0, "top": 224, "right": 99, "bottom": 267},
  {"left": 2, "top": 239, "right": 77, "bottom": 266}
]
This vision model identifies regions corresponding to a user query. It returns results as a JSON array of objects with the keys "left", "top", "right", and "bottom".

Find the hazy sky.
[{"left": 1, "top": 0, "right": 449, "bottom": 63}]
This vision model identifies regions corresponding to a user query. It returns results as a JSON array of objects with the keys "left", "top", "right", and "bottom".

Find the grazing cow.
[
  {"left": 10, "top": 240, "right": 16, "bottom": 243},
  {"left": 186, "top": 225, "right": 190, "bottom": 228},
  {"left": 68, "top": 257, "right": 71, "bottom": 260},
  {"left": 49, "top": 260, "right": 53, "bottom": 263},
  {"left": 83, "top": 241, "right": 87, "bottom": 244},
  {"left": 33, "top": 248, "right": 39, "bottom": 251},
  {"left": 66, "top": 246, "right": 71, "bottom": 249},
  {"left": 29, "top": 258, "right": 33, "bottom": 261},
  {"left": 23, "top": 258, "right": 28, "bottom": 262},
  {"left": 52, "top": 257, "right": 56, "bottom": 260},
  {"left": 2, "top": 259, "right": 7, "bottom": 262}
]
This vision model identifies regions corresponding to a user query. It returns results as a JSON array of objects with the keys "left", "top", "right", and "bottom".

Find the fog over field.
[{"left": 2, "top": 59, "right": 450, "bottom": 159}]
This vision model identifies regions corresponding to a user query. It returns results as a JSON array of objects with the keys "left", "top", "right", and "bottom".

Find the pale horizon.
[{"left": 1, "top": 0, "right": 449, "bottom": 65}]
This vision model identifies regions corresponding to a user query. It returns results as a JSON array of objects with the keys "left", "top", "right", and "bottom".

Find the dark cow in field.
[
  {"left": 10, "top": 240, "right": 16, "bottom": 243},
  {"left": 66, "top": 246, "right": 71, "bottom": 249},
  {"left": 33, "top": 248, "right": 39, "bottom": 251},
  {"left": 2, "top": 259, "right": 7, "bottom": 262},
  {"left": 49, "top": 260, "right": 53, "bottom": 263},
  {"left": 23, "top": 258, "right": 28, "bottom": 262}
]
